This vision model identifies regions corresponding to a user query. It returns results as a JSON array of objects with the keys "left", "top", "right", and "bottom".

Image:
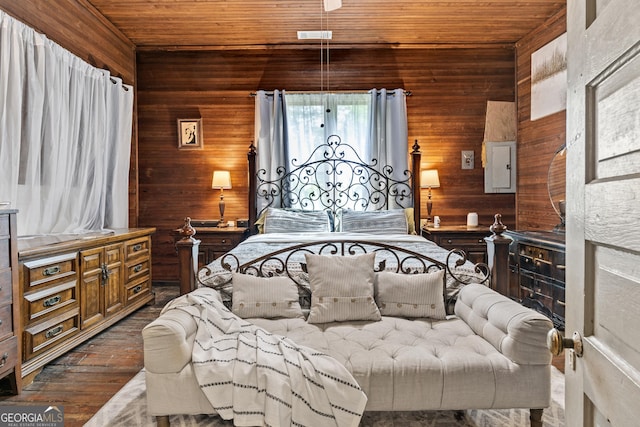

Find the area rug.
[{"left": 85, "top": 367, "right": 564, "bottom": 426}]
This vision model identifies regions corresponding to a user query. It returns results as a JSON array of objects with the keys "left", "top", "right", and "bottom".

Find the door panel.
[{"left": 566, "top": 0, "right": 640, "bottom": 425}]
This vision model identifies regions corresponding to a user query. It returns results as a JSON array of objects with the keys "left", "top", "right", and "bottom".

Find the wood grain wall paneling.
[
  {"left": 515, "top": 8, "right": 567, "bottom": 231},
  {"left": 137, "top": 47, "right": 517, "bottom": 281}
]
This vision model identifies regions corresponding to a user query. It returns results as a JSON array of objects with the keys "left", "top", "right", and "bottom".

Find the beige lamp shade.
[
  {"left": 421, "top": 169, "right": 440, "bottom": 188},
  {"left": 212, "top": 170, "right": 232, "bottom": 189}
]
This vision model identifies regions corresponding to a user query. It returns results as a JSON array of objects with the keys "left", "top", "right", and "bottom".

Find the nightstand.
[
  {"left": 421, "top": 224, "right": 492, "bottom": 265},
  {"left": 189, "top": 226, "right": 249, "bottom": 267}
]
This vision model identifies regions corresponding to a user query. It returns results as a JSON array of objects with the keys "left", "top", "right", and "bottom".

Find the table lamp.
[
  {"left": 421, "top": 169, "right": 440, "bottom": 224},
  {"left": 212, "top": 170, "right": 232, "bottom": 227}
]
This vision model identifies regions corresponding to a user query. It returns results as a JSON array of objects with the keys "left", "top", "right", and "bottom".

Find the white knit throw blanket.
[{"left": 163, "top": 289, "right": 367, "bottom": 427}]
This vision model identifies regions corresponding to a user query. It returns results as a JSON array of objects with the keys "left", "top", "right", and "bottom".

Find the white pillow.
[
  {"left": 231, "top": 272, "right": 303, "bottom": 319},
  {"left": 340, "top": 209, "right": 408, "bottom": 234},
  {"left": 305, "top": 252, "right": 381, "bottom": 323},
  {"left": 263, "top": 208, "right": 332, "bottom": 233},
  {"left": 374, "top": 269, "right": 446, "bottom": 319}
]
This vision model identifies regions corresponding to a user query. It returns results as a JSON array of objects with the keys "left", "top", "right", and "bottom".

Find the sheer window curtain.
[
  {"left": 0, "top": 12, "right": 133, "bottom": 236},
  {"left": 254, "top": 89, "right": 408, "bottom": 211}
]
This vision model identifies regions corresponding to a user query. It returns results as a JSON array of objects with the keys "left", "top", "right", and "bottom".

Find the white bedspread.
[
  {"left": 198, "top": 232, "right": 484, "bottom": 298},
  {"left": 162, "top": 288, "right": 368, "bottom": 427}
]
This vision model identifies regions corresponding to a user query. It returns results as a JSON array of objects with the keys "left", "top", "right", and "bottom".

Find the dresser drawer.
[
  {"left": 0, "top": 336, "right": 18, "bottom": 378},
  {"left": 22, "top": 253, "right": 78, "bottom": 291},
  {"left": 438, "top": 235, "right": 487, "bottom": 248},
  {"left": 23, "top": 309, "right": 80, "bottom": 360},
  {"left": 23, "top": 280, "right": 78, "bottom": 324},
  {"left": 0, "top": 304, "right": 13, "bottom": 342},
  {"left": 0, "top": 214, "right": 9, "bottom": 236},
  {"left": 125, "top": 275, "right": 151, "bottom": 305},
  {"left": 125, "top": 236, "right": 151, "bottom": 262},
  {"left": 126, "top": 259, "right": 150, "bottom": 283},
  {"left": 0, "top": 268, "right": 13, "bottom": 305},
  {"left": 0, "top": 239, "right": 9, "bottom": 269}
]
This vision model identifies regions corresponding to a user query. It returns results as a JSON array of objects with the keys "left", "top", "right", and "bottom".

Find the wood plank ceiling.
[{"left": 86, "top": 0, "right": 566, "bottom": 50}]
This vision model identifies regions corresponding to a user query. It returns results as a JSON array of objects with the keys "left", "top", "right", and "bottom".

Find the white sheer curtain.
[{"left": 0, "top": 11, "right": 134, "bottom": 236}]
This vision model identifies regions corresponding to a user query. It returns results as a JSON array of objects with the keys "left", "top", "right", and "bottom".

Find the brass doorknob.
[{"left": 547, "top": 328, "right": 583, "bottom": 357}]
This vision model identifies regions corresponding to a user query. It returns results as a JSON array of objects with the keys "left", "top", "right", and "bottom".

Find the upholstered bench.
[{"left": 143, "top": 283, "right": 553, "bottom": 426}]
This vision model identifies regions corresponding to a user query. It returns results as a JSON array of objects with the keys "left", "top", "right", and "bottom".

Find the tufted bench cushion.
[{"left": 143, "top": 284, "right": 553, "bottom": 415}]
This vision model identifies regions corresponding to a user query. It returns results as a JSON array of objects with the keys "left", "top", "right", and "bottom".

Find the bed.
[{"left": 145, "top": 136, "right": 551, "bottom": 427}]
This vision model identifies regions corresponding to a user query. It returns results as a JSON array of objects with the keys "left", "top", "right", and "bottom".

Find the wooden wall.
[
  {"left": 515, "top": 8, "right": 567, "bottom": 230},
  {"left": 0, "top": 0, "right": 140, "bottom": 226},
  {"left": 137, "top": 47, "right": 517, "bottom": 281}
]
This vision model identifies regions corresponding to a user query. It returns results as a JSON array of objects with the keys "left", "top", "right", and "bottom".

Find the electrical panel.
[{"left": 484, "top": 141, "right": 516, "bottom": 193}]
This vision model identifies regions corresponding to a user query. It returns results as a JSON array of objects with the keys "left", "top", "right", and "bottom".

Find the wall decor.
[
  {"left": 177, "top": 118, "right": 203, "bottom": 149},
  {"left": 530, "top": 32, "right": 567, "bottom": 121}
]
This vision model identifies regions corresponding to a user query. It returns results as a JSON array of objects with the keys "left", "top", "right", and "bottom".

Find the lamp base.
[{"left": 217, "top": 220, "right": 229, "bottom": 228}]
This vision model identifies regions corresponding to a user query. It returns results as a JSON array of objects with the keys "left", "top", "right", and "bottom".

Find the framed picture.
[
  {"left": 530, "top": 33, "right": 567, "bottom": 121},
  {"left": 177, "top": 118, "right": 203, "bottom": 149}
]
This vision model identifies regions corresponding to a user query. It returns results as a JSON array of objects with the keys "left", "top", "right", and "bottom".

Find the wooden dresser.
[
  {"left": 504, "top": 230, "right": 566, "bottom": 330},
  {"left": 0, "top": 209, "right": 21, "bottom": 393},
  {"left": 18, "top": 228, "right": 155, "bottom": 384}
]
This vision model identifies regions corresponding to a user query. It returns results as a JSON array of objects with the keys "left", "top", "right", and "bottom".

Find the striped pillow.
[
  {"left": 305, "top": 252, "right": 381, "bottom": 323},
  {"left": 263, "top": 208, "right": 332, "bottom": 233},
  {"left": 340, "top": 209, "right": 408, "bottom": 234},
  {"left": 231, "top": 272, "right": 303, "bottom": 319},
  {"left": 374, "top": 269, "right": 446, "bottom": 319}
]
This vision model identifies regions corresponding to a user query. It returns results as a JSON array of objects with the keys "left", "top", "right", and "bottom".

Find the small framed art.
[{"left": 177, "top": 118, "right": 203, "bottom": 149}]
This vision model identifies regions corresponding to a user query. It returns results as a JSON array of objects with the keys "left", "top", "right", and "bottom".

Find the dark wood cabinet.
[
  {"left": 421, "top": 225, "right": 492, "bottom": 265},
  {"left": 505, "top": 230, "right": 565, "bottom": 330},
  {"left": 173, "top": 225, "right": 248, "bottom": 270},
  {"left": 191, "top": 227, "right": 248, "bottom": 267}
]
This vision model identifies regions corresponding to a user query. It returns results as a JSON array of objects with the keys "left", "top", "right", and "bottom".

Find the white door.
[{"left": 564, "top": 0, "right": 640, "bottom": 425}]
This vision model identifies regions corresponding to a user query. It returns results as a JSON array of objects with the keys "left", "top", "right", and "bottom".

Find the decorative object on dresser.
[
  {"left": 547, "top": 143, "right": 566, "bottom": 233},
  {"left": 421, "top": 223, "right": 491, "bottom": 265},
  {"left": 420, "top": 169, "right": 440, "bottom": 225},
  {"left": 0, "top": 209, "right": 21, "bottom": 394},
  {"left": 505, "top": 230, "right": 565, "bottom": 330},
  {"left": 17, "top": 228, "right": 155, "bottom": 385},
  {"left": 211, "top": 171, "right": 232, "bottom": 228}
]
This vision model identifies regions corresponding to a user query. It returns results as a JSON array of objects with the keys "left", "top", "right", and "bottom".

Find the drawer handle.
[
  {"left": 447, "top": 239, "right": 452, "bottom": 244},
  {"left": 43, "top": 265, "right": 61, "bottom": 276},
  {"left": 221, "top": 239, "right": 227, "bottom": 244},
  {"left": 43, "top": 295, "right": 62, "bottom": 307},
  {"left": 0, "top": 352, "right": 7, "bottom": 368},
  {"left": 133, "top": 264, "right": 143, "bottom": 273},
  {"left": 133, "top": 285, "right": 142, "bottom": 294},
  {"left": 133, "top": 243, "right": 143, "bottom": 252},
  {"left": 46, "top": 325, "right": 64, "bottom": 339}
]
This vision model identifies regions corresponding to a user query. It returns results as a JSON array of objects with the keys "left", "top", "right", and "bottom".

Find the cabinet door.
[
  {"left": 103, "top": 244, "right": 124, "bottom": 317},
  {"left": 80, "top": 243, "right": 123, "bottom": 329},
  {"left": 80, "top": 247, "right": 104, "bottom": 329}
]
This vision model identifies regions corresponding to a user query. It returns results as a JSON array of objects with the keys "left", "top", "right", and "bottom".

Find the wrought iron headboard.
[{"left": 247, "top": 135, "right": 422, "bottom": 232}]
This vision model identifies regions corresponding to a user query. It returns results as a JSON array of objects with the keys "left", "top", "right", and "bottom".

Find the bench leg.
[
  {"left": 156, "top": 415, "right": 170, "bottom": 427},
  {"left": 530, "top": 408, "right": 543, "bottom": 427}
]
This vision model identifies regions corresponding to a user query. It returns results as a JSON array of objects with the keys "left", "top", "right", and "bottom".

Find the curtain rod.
[{"left": 250, "top": 90, "right": 412, "bottom": 97}]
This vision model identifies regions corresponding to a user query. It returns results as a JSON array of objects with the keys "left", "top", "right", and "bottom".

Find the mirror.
[{"left": 547, "top": 143, "right": 566, "bottom": 232}]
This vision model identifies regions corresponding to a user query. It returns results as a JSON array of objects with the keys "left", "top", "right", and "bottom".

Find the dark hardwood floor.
[{"left": 0, "top": 283, "right": 180, "bottom": 427}]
